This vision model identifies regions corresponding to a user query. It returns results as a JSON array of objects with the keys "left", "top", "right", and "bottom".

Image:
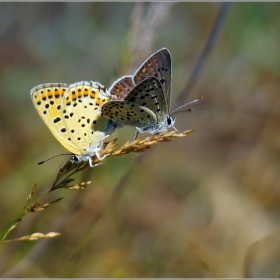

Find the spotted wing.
[
  {"left": 102, "top": 77, "right": 167, "bottom": 128},
  {"left": 30, "top": 83, "right": 81, "bottom": 154},
  {"left": 124, "top": 77, "right": 167, "bottom": 122},
  {"left": 133, "top": 48, "right": 171, "bottom": 111},
  {"left": 101, "top": 99, "right": 157, "bottom": 129},
  {"left": 108, "top": 75, "right": 135, "bottom": 99},
  {"left": 60, "top": 81, "right": 114, "bottom": 155}
]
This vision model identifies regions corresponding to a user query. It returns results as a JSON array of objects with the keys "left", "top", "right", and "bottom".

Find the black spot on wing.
[{"left": 54, "top": 117, "right": 61, "bottom": 123}]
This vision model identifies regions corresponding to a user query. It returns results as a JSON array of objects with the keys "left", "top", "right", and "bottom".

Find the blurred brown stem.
[{"left": 175, "top": 2, "right": 231, "bottom": 108}]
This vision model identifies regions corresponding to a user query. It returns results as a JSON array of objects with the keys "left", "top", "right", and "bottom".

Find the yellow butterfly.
[{"left": 30, "top": 81, "right": 115, "bottom": 166}]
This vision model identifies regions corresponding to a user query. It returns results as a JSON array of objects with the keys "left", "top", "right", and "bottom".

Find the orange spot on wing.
[
  {"left": 99, "top": 97, "right": 110, "bottom": 105},
  {"left": 71, "top": 92, "right": 78, "bottom": 100},
  {"left": 90, "top": 91, "right": 96, "bottom": 99}
]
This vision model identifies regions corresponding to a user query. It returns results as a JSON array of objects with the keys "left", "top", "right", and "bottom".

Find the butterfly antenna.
[
  {"left": 170, "top": 97, "right": 203, "bottom": 115},
  {"left": 38, "top": 153, "right": 73, "bottom": 165},
  {"left": 172, "top": 108, "right": 195, "bottom": 115}
]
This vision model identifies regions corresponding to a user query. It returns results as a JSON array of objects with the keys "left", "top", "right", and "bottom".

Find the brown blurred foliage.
[{"left": 0, "top": 2, "right": 280, "bottom": 278}]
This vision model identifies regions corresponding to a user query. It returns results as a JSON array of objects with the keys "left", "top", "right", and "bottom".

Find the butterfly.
[
  {"left": 30, "top": 81, "right": 115, "bottom": 166},
  {"left": 101, "top": 48, "right": 201, "bottom": 142}
]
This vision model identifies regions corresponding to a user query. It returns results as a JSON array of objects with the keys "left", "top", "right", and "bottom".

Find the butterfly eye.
[
  {"left": 71, "top": 155, "right": 80, "bottom": 163},
  {"left": 167, "top": 117, "right": 172, "bottom": 126}
]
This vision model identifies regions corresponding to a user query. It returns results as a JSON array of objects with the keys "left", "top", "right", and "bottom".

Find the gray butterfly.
[{"left": 102, "top": 48, "right": 201, "bottom": 142}]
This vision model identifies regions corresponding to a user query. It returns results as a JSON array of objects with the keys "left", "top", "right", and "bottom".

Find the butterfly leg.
[
  {"left": 153, "top": 129, "right": 168, "bottom": 141},
  {"left": 155, "top": 131, "right": 165, "bottom": 140},
  {"left": 130, "top": 127, "right": 141, "bottom": 145},
  {"left": 88, "top": 157, "right": 94, "bottom": 167},
  {"left": 95, "top": 150, "right": 107, "bottom": 161},
  {"left": 101, "top": 134, "right": 110, "bottom": 142},
  {"left": 172, "top": 124, "right": 181, "bottom": 133},
  {"left": 88, "top": 156, "right": 103, "bottom": 167}
]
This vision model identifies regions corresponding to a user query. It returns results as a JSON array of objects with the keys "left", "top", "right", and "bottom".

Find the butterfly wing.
[
  {"left": 60, "top": 81, "right": 114, "bottom": 154},
  {"left": 102, "top": 77, "right": 167, "bottom": 129},
  {"left": 133, "top": 48, "right": 171, "bottom": 111},
  {"left": 108, "top": 75, "right": 135, "bottom": 99},
  {"left": 101, "top": 100, "right": 157, "bottom": 129},
  {"left": 30, "top": 83, "right": 82, "bottom": 155},
  {"left": 124, "top": 77, "right": 167, "bottom": 122}
]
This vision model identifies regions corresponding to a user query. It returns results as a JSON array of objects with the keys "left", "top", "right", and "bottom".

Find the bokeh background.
[{"left": 0, "top": 2, "right": 280, "bottom": 278}]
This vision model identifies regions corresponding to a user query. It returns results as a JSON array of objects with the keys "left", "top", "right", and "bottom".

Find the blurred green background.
[{"left": 0, "top": 2, "right": 280, "bottom": 277}]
